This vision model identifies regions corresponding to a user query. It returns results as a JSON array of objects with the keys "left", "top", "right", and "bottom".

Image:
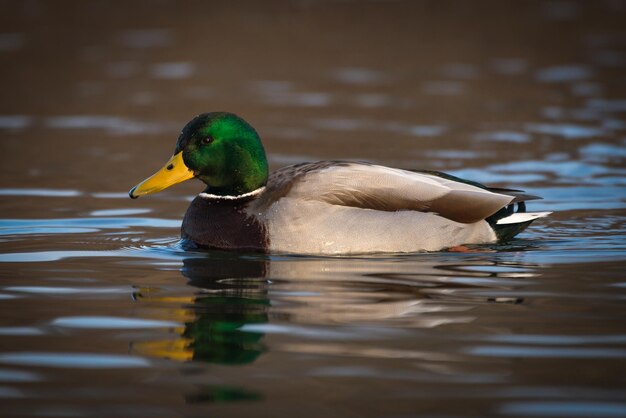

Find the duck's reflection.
[
  {"left": 133, "top": 254, "right": 270, "bottom": 365},
  {"left": 133, "top": 252, "right": 536, "bottom": 365}
]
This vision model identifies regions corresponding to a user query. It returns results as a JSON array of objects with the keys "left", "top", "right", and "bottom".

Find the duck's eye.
[{"left": 201, "top": 136, "right": 213, "bottom": 145}]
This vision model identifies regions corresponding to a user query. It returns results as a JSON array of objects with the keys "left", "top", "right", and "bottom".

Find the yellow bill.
[{"left": 129, "top": 151, "right": 195, "bottom": 198}]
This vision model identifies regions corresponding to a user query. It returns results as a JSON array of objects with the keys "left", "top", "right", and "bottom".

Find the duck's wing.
[
  {"left": 484, "top": 187, "right": 542, "bottom": 204},
  {"left": 413, "top": 170, "right": 543, "bottom": 204},
  {"left": 269, "top": 162, "right": 514, "bottom": 224}
]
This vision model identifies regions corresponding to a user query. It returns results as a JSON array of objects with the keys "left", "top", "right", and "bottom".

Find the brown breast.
[{"left": 181, "top": 195, "right": 269, "bottom": 252}]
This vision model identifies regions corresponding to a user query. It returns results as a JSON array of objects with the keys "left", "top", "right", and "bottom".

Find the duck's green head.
[{"left": 129, "top": 112, "right": 269, "bottom": 198}]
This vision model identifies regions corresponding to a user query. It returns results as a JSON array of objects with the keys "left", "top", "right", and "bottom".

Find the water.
[{"left": 1, "top": 1, "right": 626, "bottom": 417}]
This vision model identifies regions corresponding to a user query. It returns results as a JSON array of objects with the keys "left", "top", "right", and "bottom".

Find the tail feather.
[
  {"left": 486, "top": 198, "right": 551, "bottom": 242},
  {"left": 487, "top": 187, "right": 543, "bottom": 204},
  {"left": 412, "top": 170, "right": 551, "bottom": 242},
  {"left": 496, "top": 211, "right": 552, "bottom": 225}
]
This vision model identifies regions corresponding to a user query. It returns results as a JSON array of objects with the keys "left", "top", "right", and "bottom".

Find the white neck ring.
[{"left": 198, "top": 186, "right": 265, "bottom": 200}]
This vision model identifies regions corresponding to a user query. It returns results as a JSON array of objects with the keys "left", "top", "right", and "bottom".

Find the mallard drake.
[{"left": 129, "top": 112, "right": 550, "bottom": 254}]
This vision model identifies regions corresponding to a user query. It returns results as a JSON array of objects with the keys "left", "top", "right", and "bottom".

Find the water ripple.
[
  {"left": 499, "top": 401, "right": 626, "bottom": 417},
  {"left": 4, "top": 286, "right": 130, "bottom": 295},
  {"left": 535, "top": 65, "right": 592, "bottom": 82},
  {"left": 0, "top": 369, "right": 42, "bottom": 383},
  {"left": 51, "top": 316, "right": 180, "bottom": 329},
  {"left": 0, "top": 188, "right": 81, "bottom": 197},
  {"left": 467, "top": 346, "right": 626, "bottom": 358},
  {"left": 117, "top": 29, "right": 173, "bottom": 48},
  {"left": 0, "top": 115, "right": 32, "bottom": 129},
  {"left": 44, "top": 115, "right": 174, "bottom": 135},
  {"left": 0, "top": 217, "right": 180, "bottom": 237},
  {"left": 0, "top": 352, "right": 150, "bottom": 368},
  {"left": 525, "top": 123, "right": 605, "bottom": 139}
]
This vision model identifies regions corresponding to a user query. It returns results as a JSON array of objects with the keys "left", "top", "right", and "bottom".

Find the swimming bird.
[{"left": 129, "top": 112, "right": 550, "bottom": 254}]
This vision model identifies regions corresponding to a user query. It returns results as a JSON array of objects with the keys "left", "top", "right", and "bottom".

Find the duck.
[{"left": 129, "top": 112, "right": 550, "bottom": 254}]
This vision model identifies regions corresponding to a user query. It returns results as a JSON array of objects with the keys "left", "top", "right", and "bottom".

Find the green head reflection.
[
  {"left": 133, "top": 254, "right": 269, "bottom": 365},
  {"left": 182, "top": 294, "right": 269, "bottom": 364}
]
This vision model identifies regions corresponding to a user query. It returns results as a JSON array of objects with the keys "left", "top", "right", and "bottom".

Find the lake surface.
[{"left": 1, "top": 1, "right": 625, "bottom": 417}]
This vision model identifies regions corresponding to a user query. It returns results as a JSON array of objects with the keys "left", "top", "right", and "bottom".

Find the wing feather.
[{"left": 284, "top": 163, "right": 513, "bottom": 223}]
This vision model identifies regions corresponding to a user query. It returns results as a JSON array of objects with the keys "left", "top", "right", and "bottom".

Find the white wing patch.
[{"left": 497, "top": 212, "right": 552, "bottom": 225}]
